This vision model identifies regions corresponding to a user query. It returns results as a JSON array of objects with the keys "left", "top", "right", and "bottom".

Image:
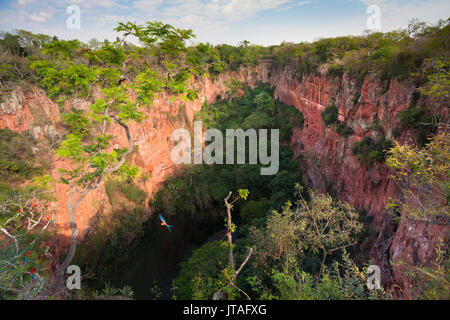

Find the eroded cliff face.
[
  {"left": 253, "top": 65, "right": 447, "bottom": 298},
  {"left": 0, "top": 74, "right": 237, "bottom": 261},
  {"left": 0, "top": 66, "right": 446, "bottom": 298}
]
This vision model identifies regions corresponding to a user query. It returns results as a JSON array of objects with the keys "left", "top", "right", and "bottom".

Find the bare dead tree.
[{"left": 213, "top": 191, "right": 253, "bottom": 300}]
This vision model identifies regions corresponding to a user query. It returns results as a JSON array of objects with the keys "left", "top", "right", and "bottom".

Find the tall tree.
[{"left": 43, "top": 21, "right": 197, "bottom": 297}]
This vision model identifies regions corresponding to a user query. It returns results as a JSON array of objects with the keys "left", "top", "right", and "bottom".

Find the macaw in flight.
[{"left": 159, "top": 214, "right": 174, "bottom": 231}]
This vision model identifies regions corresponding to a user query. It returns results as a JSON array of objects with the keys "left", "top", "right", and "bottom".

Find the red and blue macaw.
[
  {"left": 159, "top": 214, "right": 174, "bottom": 231},
  {"left": 30, "top": 267, "right": 36, "bottom": 282},
  {"left": 24, "top": 251, "right": 31, "bottom": 262}
]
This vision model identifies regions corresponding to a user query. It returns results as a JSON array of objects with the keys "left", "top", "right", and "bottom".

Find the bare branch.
[
  {"left": 0, "top": 227, "right": 19, "bottom": 255},
  {"left": 235, "top": 248, "right": 253, "bottom": 277}
]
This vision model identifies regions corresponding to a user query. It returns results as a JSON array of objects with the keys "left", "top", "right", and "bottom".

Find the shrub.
[
  {"left": 242, "top": 111, "right": 275, "bottom": 129},
  {"left": 173, "top": 241, "right": 228, "bottom": 299},
  {"left": 0, "top": 128, "right": 40, "bottom": 181},
  {"left": 399, "top": 107, "right": 434, "bottom": 129},
  {"left": 281, "top": 104, "right": 304, "bottom": 127},
  {"left": 119, "top": 183, "right": 148, "bottom": 205},
  {"left": 352, "top": 136, "right": 395, "bottom": 166},
  {"left": 30, "top": 60, "right": 97, "bottom": 99},
  {"left": 336, "top": 121, "right": 354, "bottom": 136},
  {"left": 321, "top": 106, "right": 339, "bottom": 125},
  {"left": 241, "top": 198, "right": 271, "bottom": 224},
  {"left": 399, "top": 107, "right": 436, "bottom": 146}
]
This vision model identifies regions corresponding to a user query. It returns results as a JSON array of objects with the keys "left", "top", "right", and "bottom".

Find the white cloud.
[
  {"left": 58, "top": 0, "right": 122, "bottom": 8},
  {"left": 296, "top": 1, "right": 314, "bottom": 6},
  {"left": 2, "top": 0, "right": 450, "bottom": 45},
  {"left": 29, "top": 11, "right": 53, "bottom": 22},
  {"left": 18, "top": 0, "right": 35, "bottom": 5},
  {"left": 97, "top": 14, "right": 131, "bottom": 26},
  {"left": 133, "top": 0, "right": 163, "bottom": 11},
  {"left": 159, "top": 0, "right": 293, "bottom": 21}
]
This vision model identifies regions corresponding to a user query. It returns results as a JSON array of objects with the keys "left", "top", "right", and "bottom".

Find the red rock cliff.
[
  {"left": 253, "top": 65, "right": 447, "bottom": 298},
  {"left": 0, "top": 66, "right": 446, "bottom": 298}
]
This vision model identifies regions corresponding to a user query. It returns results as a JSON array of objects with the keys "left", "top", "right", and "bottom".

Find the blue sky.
[{"left": 0, "top": 0, "right": 449, "bottom": 45}]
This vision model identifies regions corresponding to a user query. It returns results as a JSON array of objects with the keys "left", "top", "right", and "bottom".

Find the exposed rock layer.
[{"left": 0, "top": 66, "right": 446, "bottom": 298}]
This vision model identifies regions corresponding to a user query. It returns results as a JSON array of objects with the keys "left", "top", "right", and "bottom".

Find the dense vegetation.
[
  {"left": 352, "top": 136, "right": 395, "bottom": 167},
  {"left": 142, "top": 85, "right": 384, "bottom": 300},
  {"left": 0, "top": 128, "right": 55, "bottom": 299},
  {"left": 0, "top": 18, "right": 448, "bottom": 300},
  {"left": 173, "top": 184, "right": 389, "bottom": 300},
  {"left": 152, "top": 83, "right": 304, "bottom": 223},
  {"left": 271, "top": 19, "right": 449, "bottom": 81},
  {"left": 0, "top": 128, "right": 43, "bottom": 182},
  {"left": 1, "top": 19, "right": 448, "bottom": 99}
]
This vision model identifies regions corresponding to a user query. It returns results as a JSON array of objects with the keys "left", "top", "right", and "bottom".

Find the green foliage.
[
  {"left": 321, "top": 105, "right": 339, "bottom": 125},
  {"left": 93, "top": 283, "right": 134, "bottom": 300},
  {"left": 241, "top": 198, "right": 270, "bottom": 224},
  {"left": 399, "top": 242, "right": 449, "bottom": 299},
  {"left": 85, "top": 41, "right": 125, "bottom": 67},
  {"left": 268, "top": 170, "right": 301, "bottom": 208},
  {"left": 253, "top": 91, "right": 275, "bottom": 115},
  {"left": 118, "top": 183, "right": 148, "bottom": 205},
  {"left": 153, "top": 85, "right": 302, "bottom": 225},
  {"left": 0, "top": 128, "right": 41, "bottom": 182},
  {"left": 41, "top": 39, "right": 81, "bottom": 60},
  {"left": 352, "top": 136, "right": 395, "bottom": 166},
  {"left": 265, "top": 252, "right": 389, "bottom": 300},
  {"left": 0, "top": 63, "right": 14, "bottom": 85},
  {"left": 249, "top": 187, "right": 363, "bottom": 278},
  {"left": 116, "top": 162, "right": 141, "bottom": 182},
  {"left": 321, "top": 105, "right": 354, "bottom": 136},
  {"left": 149, "top": 281, "right": 162, "bottom": 300},
  {"left": 61, "top": 109, "right": 92, "bottom": 137},
  {"left": 0, "top": 184, "right": 54, "bottom": 299},
  {"left": 134, "top": 69, "right": 163, "bottom": 106},
  {"left": 215, "top": 42, "right": 265, "bottom": 71},
  {"left": 0, "top": 32, "right": 28, "bottom": 56},
  {"left": 173, "top": 241, "right": 228, "bottom": 299},
  {"left": 114, "top": 21, "right": 201, "bottom": 101},
  {"left": 399, "top": 106, "right": 436, "bottom": 146},
  {"left": 0, "top": 30, "right": 51, "bottom": 57},
  {"left": 238, "top": 189, "right": 249, "bottom": 200},
  {"left": 422, "top": 59, "right": 450, "bottom": 100},
  {"left": 386, "top": 131, "right": 449, "bottom": 221},
  {"left": 105, "top": 179, "right": 148, "bottom": 206},
  {"left": 369, "top": 46, "right": 395, "bottom": 72},
  {"left": 335, "top": 121, "right": 354, "bottom": 136},
  {"left": 55, "top": 82, "right": 146, "bottom": 188},
  {"left": 30, "top": 61, "right": 97, "bottom": 99},
  {"left": 242, "top": 111, "right": 274, "bottom": 129},
  {"left": 271, "top": 19, "right": 449, "bottom": 81},
  {"left": 186, "top": 43, "right": 225, "bottom": 76}
]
